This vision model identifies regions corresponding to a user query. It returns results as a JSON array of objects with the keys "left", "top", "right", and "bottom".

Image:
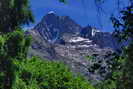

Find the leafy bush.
[{"left": 13, "top": 57, "right": 95, "bottom": 89}]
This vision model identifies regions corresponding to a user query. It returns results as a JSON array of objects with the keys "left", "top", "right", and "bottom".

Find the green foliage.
[
  {"left": 111, "top": 4, "right": 133, "bottom": 41},
  {"left": 95, "top": 79, "right": 116, "bottom": 89},
  {"left": 0, "top": 0, "right": 34, "bottom": 88},
  {"left": 0, "top": 0, "right": 34, "bottom": 33},
  {"left": 0, "top": 30, "right": 32, "bottom": 89},
  {"left": 86, "top": 56, "right": 96, "bottom": 60},
  {"left": 111, "top": 3, "right": 133, "bottom": 89},
  {"left": 0, "top": 29, "right": 32, "bottom": 59},
  {"left": 12, "top": 57, "right": 95, "bottom": 89},
  {"left": 5, "top": 29, "right": 32, "bottom": 59},
  {"left": 94, "top": 56, "right": 126, "bottom": 89},
  {"left": 117, "top": 43, "right": 133, "bottom": 89},
  {"left": 0, "top": 35, "right": 6, "bottom": 58}
]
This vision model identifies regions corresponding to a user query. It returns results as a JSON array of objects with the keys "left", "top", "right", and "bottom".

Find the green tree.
[
  {"left": 0, "top": 0, "right": 34, "bottom": 88},
  {"left": 0, "top": 30, "right": 32, "bottom": 89},
  {"left": 0, "top": 0, "right": 34, "bottom": 33},
  {"left": 111, "top": 4, "right": 133, "bottom": 89}
]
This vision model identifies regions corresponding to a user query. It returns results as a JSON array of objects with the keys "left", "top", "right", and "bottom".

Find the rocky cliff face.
[
  {"left": 80, "top": 25, "right": 120, "bottom": 50},
  {"left": 34, "top": 11, "right": 81, "bottom": 43},
  {"left": 27, "top": 11, "right": 120, "bottom": 83}
]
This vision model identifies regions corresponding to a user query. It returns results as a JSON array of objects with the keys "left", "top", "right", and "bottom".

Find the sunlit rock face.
[{"left": 27, "top": 11, "right": 120, "bottom": 83}]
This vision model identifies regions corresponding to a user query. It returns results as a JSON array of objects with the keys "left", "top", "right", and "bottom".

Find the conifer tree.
[{"left": 0, "top": 0, "right": 34, "bottom": 33}]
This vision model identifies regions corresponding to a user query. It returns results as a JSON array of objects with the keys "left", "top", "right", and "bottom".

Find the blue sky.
[{"left": 29, "top": 0, "right": 128, "bottom": 32}]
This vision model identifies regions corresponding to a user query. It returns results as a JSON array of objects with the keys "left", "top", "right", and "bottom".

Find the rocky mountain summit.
[{"left": 27, "top": 11, "right": 120, "bottom": 83}]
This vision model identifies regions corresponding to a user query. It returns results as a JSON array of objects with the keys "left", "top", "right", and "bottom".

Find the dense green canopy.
[{"left": 0, "top": 0, "right": 34, "bottom": 33}]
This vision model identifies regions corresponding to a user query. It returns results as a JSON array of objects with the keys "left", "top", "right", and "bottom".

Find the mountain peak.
[
  {"left": 28, "top": 13, "right": 121, "bottom": 82},
  {"left": 47, "top": 11, "right": 56, "bottom": 15}
]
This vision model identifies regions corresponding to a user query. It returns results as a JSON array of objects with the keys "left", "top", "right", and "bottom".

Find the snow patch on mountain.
[
  {"left": 48, "top": 11, "right": 55, "bottom": 14},
  {"left": 69, "top": 37, "right": 92, "bottom": 43}
]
